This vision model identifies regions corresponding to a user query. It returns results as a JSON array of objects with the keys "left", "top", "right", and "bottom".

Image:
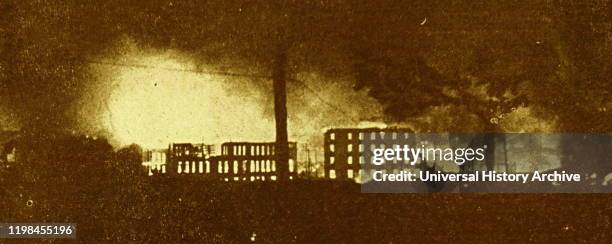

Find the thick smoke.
[
  {"left": 1, "top": 0, "right": 608, "bottom": 139},
  {"left": 88, "top": 37, "right": 382, "bottom": 148},
  {"left": 1, "top": 0, "right": 400, "bottom": 145},
  {"left": 1, "top": 1, "right": 364, "bottom": 136}
]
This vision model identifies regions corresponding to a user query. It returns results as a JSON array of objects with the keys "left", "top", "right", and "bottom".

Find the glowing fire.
[{"left": 100, "top": 52, "right": 275, "bottom": 148}]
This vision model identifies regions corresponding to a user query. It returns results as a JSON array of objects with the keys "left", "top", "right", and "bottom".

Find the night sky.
[{"left": 1, "top": 0, "right": 609, "bottom": 146}]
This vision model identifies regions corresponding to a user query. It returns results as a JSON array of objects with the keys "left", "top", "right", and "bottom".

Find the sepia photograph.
[{"left": 0, "top": 0, "right": 610, "bottom": 242}]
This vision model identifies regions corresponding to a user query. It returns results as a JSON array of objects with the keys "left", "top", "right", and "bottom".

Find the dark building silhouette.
[
  {"left": 210, "top": 142, "right": 297, "bottom": 181},
  {"left": 325, "top": 128, "right": 402, "bottom": 182},
  {"left": 142, "top": 149, "right": 168, "bottom": 175},
  {"left": 154, "top": 141, "right": 298, "bottom": 182},
  {"left": 324, "top": 129, "right": 584, "bottom": 184},
  {"left": 324, "top": 128, "right": 420, "bottom": 182},
  {"left": 167, "top": 143, "right": 215, "bottom": 176}
]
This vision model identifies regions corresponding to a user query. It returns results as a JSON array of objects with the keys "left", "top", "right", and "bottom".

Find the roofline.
[{"left": 324, "top": 127, "right": 414, "bottom": 133}]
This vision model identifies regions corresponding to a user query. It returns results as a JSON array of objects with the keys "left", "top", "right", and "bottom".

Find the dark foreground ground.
[
  {"left": 0, "top": 135, "right": 610, "bottom": 243},
  {"left": 2, "top": 177, "right": 611, "bottom": 243}
]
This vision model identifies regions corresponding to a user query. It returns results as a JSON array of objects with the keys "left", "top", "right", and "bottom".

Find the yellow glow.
[
  {"left": 102, "top": 52, "right": 275, "bottom": 148},
  {"left": 92, "top": 38, "right": 383, "bottom": 150}
]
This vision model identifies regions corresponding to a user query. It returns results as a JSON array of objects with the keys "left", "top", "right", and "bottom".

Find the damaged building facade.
[
  {"left": 149, "top": 141, "right": 298, "bottom": 181},
  {"left": 210, "top": 142, "right": 298, "bottom": 181},
  {"left": 142, "top": 149, "right": 168, "bottom": 176},
  {"left": 166, "top": 143, "right": 215, "bottom": 176}
]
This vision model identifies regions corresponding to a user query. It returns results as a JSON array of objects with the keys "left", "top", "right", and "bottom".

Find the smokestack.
[{"left": 273, "top": 38, "right": 289, "bottom": 181}]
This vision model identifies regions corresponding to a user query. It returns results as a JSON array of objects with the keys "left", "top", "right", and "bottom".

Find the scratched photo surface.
[{"left": 0, "top": 1, "right": 610, "bottom": 242}]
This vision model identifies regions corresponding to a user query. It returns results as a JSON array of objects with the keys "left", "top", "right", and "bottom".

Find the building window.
[
  {"left": 329, "top": 144, "right": 334, "bottom": 152},
  {"left": 359, "top": 144, "right": 364, "bottom": 152},
  {"left": 192, "top": 161, "right": 196, "bottom": 173},
  {"left": 329, "top": 170, "right": 336, "bottom": 179},
  {"left": 330, "top": 133, "right": 335, "bottom": 140},
  {"left": 348, "top": 133, "right": 352, "bottom": 140},
  {"left": 360, "top": 156, "right": 365, "bottom": 164},
  {"left": 348, "top": 169, "right": 354, "bottom": 178},
  {"left": 330, "top": 156, "right": 335, "bottom": 164},
  {"left": 348, "top": 156, "right": 353, "bottom": 165},
  {"left": 359, "top": 133, "right": 364, "bottom": 140},
  {"left": 357, "top": 169, "right": 364, "bottom": 183},
  {"left": 233, "top": 160, "right": 239, "bottom": 174},
  {"left": 178, "top": 161, "right": 183, "bottom": 174},
  {"left": 257, "top": 161, "right": 262, "bottom": 173},
  {"left": 370, "top": 132, "right": 376, "bottom": 140},
  {"left": 347, "top": 144, "right": 353, "bottom": 152},
  {"left": 289, "top": 159, "right": 295, "bottom": 172},
  {"left": 392, "top": 132, "right": 397, "bottom": 139}
]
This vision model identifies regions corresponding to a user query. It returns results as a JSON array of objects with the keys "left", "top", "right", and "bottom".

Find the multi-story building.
[
  {"left": 324, "top": 128, "right": 417, "bottom": 182},
  {"left": 142, "top": 149, "right": 168, "bottom": 175},
  {"left": 166, "top": 143, "right": 215, "bottom": 176},
  {"left": 210, "top": 142, "right": 297, "bottom": 181},
  {"left": 324, "top": 128, "right": 578, "bottom": 184}
]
